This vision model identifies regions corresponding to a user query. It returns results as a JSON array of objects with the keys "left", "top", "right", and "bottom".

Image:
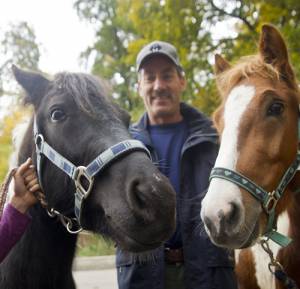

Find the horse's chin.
[
  {"left": 98, "top": 208, "right": 175, "bottom": 252},
  {"left": 107, "top": 225, "right": 161, "bottom": 252},
  {"left": 115, "top": 234, "right": 163, "bottom": 253},
  {"left": 207, "top": 219, "right": 260, "bottom": 249}
]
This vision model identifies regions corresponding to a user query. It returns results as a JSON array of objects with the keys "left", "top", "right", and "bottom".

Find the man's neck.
[{"left": 149, "top": 114, "right": 183, "bottom": 125}]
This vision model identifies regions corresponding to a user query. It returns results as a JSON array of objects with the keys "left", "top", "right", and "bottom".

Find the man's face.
[{"left": 138, "top": 55, "right": 186, "bottom": 125}]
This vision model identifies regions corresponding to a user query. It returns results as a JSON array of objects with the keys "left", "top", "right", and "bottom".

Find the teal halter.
[{"left": 209, "top": 119, "right": 300, "bottom": 247}]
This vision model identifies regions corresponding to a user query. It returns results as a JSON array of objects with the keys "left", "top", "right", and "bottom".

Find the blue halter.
[{"left": 33, "top": 118, "right": 151, "bottom": 232}]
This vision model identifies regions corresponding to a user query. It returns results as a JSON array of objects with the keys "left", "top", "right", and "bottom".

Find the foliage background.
[{"left": 1, "top": 0, "right": 300, "bottom": 255}]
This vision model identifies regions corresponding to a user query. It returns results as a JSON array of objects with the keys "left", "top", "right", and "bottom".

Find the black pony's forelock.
[{"left": 51, "top": 72, "right": 118, "bottom": 119}]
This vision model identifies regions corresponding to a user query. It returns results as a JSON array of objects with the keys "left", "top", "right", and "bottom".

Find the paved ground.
[
  {"left": 73, "top": 256, "right": 118, "bottom": 289},
  {"left": 74, "top": 269, "right": 117, "bottom": 289}
]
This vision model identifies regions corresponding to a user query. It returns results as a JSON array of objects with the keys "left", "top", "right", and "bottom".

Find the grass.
[{"left": 76, "top": 232, "right": 116, "bottom": 256}]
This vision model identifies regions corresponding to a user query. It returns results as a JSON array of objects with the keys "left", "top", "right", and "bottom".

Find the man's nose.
[{"left": 153, "top": 77, "right": 166, "bottom": 91}]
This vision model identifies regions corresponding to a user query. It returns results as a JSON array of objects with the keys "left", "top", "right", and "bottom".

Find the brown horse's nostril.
[
  {"left": 219, "top": 202, "right": 241, "bottom": 234},
  {"left": 204, "top": 216, "right": 217, "bottom": 237},
  {"left": 204, "top": 202, "right": 241, "bottom": 239},
  {"left": 226, "top": 202, "right": 240, "bottom": 225}
]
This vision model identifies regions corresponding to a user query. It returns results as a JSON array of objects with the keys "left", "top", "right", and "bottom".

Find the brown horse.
[{"left": 201, "top": 25, "right": 300, "bottom": 289}]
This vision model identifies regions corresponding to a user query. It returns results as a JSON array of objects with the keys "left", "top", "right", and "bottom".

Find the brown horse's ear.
[
  {"left": 214, "top": 54, "right": 231, "bottom": 75},
  {"left": 259, "top": 24, "right": 295, "bottom": 80},
  {"left": 12, "top": 65, "right": 50, "bottom": 107}
]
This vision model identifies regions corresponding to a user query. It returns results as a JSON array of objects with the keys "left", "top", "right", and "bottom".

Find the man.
[{"left": 116, "top": 40, "right": 237, "bottom": 289}]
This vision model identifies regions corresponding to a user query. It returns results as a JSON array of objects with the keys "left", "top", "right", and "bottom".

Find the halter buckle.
[
  {"left": 264, "top": 191, "right": 279, "bottom": 213},
  {"left": 35, "top": 134, "right": 44, "bottom": 153},
  {"left": 74, "top": 166, "right": 94, "bottom": 199}
]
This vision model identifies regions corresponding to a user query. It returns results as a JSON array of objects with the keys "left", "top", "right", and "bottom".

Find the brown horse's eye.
[
  {"left": 267, "top": 102, "right": 284, "bottom": 116},
  {"left": 50, "top": 109, "right": 66, "bottom": 122}
]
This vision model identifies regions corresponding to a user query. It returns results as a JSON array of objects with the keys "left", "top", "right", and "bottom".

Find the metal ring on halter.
[
  {"left": 35, "top": 134, "right": 44, "bottom": 153},
  {"left": 264, "top": 190, "right": 279, "bottom": 214},
  {"left": 66, "top": 218, "right": 83, "bottom": 234},
  {"left": 260, "top": 238, "right": 284, "bottom": 273},
  {"left": 74, "top": 166, "right": 94, "bottom": 199},
  {"left": 268, "top": 261, "right": 283, "bottom": 274},
  {"left": 47, "top": 208, "right": 59, "bottom": 218}
]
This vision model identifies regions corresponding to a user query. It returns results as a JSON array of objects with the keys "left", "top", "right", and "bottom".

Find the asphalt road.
[
  {"left": 74, "top": 269, "right": 118, "bottom": 289},
  {"left": 73, "top": 256, "right": 118, "bottom": 289}
]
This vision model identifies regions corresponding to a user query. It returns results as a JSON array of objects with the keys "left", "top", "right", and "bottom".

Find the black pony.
[{"left": 0, "top": 67, "right": 176, "bottom": 289}]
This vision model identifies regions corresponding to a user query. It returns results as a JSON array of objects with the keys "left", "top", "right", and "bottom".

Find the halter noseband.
[
  {"left": 33, "top": 118, "right": 151, "bottom": 233},
  {"left": 209, "top": 119, "right": 300, "bottom": 247}
]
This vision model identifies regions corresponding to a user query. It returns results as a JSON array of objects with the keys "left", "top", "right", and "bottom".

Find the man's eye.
[
  {"left": 50, "top": 109, "right": 66, "bottom": 122},
  {"left": 163, "top": 74, "right": 172, "bottom": 80},
  {"left": 145, "top": 76, "right": 155, "bottom": 82}
]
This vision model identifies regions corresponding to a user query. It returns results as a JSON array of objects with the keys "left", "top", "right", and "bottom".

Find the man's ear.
[
  {"left": 180, "top": 75, "right": 187, "bottom": 91},
  {"left": 137, "top": 78, "right": 143, "bottom": 99}
]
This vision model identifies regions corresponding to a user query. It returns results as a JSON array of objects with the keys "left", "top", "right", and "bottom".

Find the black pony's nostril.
[
  {"left": 129, "top": 180, "right": 147, "bottom": 209},
  {"left": 127, "top": 179, "right": 148, "bottom": 213}
]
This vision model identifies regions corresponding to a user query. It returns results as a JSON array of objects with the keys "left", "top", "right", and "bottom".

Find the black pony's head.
[{"left": 13, "top": 66, "right": 176, "bottom": 252}]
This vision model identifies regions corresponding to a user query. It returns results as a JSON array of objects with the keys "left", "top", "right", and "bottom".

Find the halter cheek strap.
[{"left": 33, "top": 118, "right": 151, "bottom": 232}]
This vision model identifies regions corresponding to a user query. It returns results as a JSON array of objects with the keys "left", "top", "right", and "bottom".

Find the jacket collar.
[{"left": 129, "top": 103, "right": 218, "bottom": 148}]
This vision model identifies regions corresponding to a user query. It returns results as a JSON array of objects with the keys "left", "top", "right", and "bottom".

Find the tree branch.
[{"left": 208, "top": 0, "right": 256, "bottom": 32}]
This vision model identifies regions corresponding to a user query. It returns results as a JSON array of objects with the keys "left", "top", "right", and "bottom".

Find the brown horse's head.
[
  {"left": 13, "top": 67, "right": 176, "bottom": 252},
  {"left": 201, "top": 25, "right": 300, "bottom": 249}
]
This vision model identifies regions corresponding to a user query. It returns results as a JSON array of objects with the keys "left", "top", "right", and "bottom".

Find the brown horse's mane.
[
  {"left": 215, "top": 55, "right": 281, "bottom": 97},
  {"left": 213, "top": 53, "right": 300, "bottom": 135}
]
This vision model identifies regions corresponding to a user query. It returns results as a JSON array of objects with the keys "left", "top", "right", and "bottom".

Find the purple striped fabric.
[{"left": 0, "top": 203, "right": 30, "bottom": 263}]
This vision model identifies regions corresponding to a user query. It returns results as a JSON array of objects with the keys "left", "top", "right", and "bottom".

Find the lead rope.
[
  {"left": 260, "top": 238, "right": 298, "bottom": 289},
  {"left": 0, "top": 167, "right": 81, "bottom": 233},
  {"left": 34, "top": 191, "right": 82, "bottom": 234},
  {"left": 0, "top": 168, "right": 17, "bottom": 216}
]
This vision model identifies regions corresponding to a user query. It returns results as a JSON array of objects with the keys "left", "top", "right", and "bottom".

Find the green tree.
[
  {"left": 0, "top": 21, "right": 41, "bottom": 95},
  {"left": 205, "top": 0, "right": 300, "bottom": 78},
  {"left": 0, "top": 109, "right": 31, "bottom": 182},
  {"left": 75, "top": 0, "right": 224, "bottom": 116},
  {"left": 75, "top": 0, "right": 300, "bottom": 117},
  {"left": 0, "top": 21, "right": 40, "bottom": 181}
]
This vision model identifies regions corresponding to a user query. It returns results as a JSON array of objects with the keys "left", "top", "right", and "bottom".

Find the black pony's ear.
[
  {"left": 12, "top": 65, "right": 50, "bottom": 107},
  {"left": 112, "top": 102, "right": 131, "bottom": 127}
]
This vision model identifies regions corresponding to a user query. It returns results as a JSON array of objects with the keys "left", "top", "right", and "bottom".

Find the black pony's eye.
[
  {"left": 50, "top": 109, "right": 66, "bottom": 122},
  {"left": 267, "top": 102, "right": 284, "bottom": 116}
]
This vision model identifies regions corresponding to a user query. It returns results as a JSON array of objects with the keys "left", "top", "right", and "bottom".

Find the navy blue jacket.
[{"left": 116, "top": 103, "right": 237, "bottom": 289}]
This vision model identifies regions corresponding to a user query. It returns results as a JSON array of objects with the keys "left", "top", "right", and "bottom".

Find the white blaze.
[{"left": 201, "top": 85, "right": 255, "bottom": 233}]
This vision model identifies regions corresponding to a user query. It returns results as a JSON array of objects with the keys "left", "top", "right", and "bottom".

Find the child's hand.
[{"left": 10, "top": 158, "right": 41, "bottom": 214}]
